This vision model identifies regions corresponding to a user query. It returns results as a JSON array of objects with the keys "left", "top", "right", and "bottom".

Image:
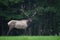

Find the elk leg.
[
  {"left": 29, "top": 28, "right": 31, "bottom": 35},
  {"left": 7, "top": 27, "right": 13, "bottom": 35},
  {"left": 24, "top": 29, "right": 27, "bottom": 35}
]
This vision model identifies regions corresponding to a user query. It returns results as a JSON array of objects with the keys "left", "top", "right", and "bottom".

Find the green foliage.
[
  {"left": 0, "top": 6, "right": 57, "bottom": 20},
  {"left": 0, "top": 0, "right": 60, "bottom": 20},
  {"left": 0, "top": 0, "right": 24, "bottom": 5},
  {"left": 36, "top": 6, "right": 57, "bottom": 15}
]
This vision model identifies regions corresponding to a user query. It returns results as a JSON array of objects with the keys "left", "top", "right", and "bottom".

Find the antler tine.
[
  {"left": 20, "top": 9, "right": 29, "bottom": 17},
  {"left": 32, "top": 11, "right": 36, "bottom": 17},
  {"left": 24, "top": 12, "right": 29, "bottom": 17},
  {"left": 32, "top": 8, "right": 38, "bottom": 17}
]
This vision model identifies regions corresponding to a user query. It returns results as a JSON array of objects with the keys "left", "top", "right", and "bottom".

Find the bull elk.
[{"left": 7, "top": 8, "right": 38, "bottom": 35}]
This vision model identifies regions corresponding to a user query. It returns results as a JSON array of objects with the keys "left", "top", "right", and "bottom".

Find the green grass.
[{"left": 0, "top": 36, "right": 60, "bottom": 40}]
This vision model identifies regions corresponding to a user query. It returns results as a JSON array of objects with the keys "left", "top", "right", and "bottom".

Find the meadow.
[{"left": 0, "top": 36, "right": 60, "bottom": 40}]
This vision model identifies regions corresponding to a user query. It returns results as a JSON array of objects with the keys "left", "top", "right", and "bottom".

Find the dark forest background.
[{"left": 0, "top": 0, "right": 60, "bottom": 36}]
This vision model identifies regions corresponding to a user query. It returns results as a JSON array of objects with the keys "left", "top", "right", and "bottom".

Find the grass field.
[{"left": 0, "top": 36, "right": 60, "bottom": 40}]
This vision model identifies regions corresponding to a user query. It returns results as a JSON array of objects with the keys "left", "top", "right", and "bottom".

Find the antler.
[
  {"left": 20, "top": 9, "right": 29, "bottom": 17},
  {"left": 32, "top": 8, "right": 38, "bottom": 17},
  {"left": 19, "top": 5, "right": 29, "bottom": 17},
  {"left": 20, "top": 5, "right": 38, "bottom": 17}
]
